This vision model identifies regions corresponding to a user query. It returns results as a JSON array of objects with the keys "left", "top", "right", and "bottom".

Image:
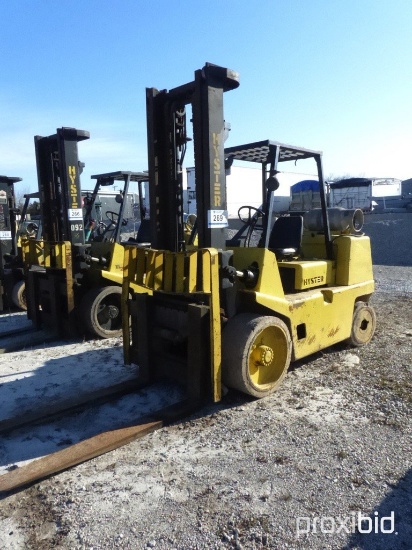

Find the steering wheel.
[
  {"left": 238, "top": 206, "right": 265, "bottom": 225},
  {"left": 106, "top": 211, "right": 119, "bottom": 224},
  {"left": 238, "top": 206, "right": 265, "bottom": 247}
]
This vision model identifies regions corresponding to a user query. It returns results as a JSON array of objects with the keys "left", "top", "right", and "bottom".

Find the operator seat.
[
  {"left": 136, "top": 218, "right": 151, "bottom": 244},
  {"left": 126, "top": 218, "right": 152, "bottom": 246},
  {"left": 268, "top": 215, "right": 303, "bottom": 259}
]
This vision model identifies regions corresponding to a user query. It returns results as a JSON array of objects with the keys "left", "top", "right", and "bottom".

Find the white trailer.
[{"left": 329, "top": 178, "right": 402, "bottom": 211}]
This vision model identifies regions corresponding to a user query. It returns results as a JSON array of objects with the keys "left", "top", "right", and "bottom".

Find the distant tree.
[
  {"left": 326, "top": 172, "right": 366, "bottom": 183},
  {"left": 14, "top": 186, "right": 32, "bottom": 211}
]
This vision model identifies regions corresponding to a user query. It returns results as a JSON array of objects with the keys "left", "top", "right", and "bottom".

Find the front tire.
[
  {"left": 80, "top": 286, "right": 123, "bottom": 339},
  {"left": 222, "top": 314, "right": 292, "bottom": 398}
]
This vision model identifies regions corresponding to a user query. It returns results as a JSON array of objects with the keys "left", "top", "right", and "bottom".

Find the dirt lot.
[{"left": 0, "top": 264, "right": 411, "bottom": 550}]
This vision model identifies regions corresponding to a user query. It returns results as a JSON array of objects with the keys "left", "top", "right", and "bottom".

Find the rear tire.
[
  {"left": 348, "top": 301, "right": 376, "bottom": 346},
  {"left": 11, "top": 280, "right": 27, "bottom": 311},
  {"left": 222, "top": 313, "right": 292, "bottom": 398},
  {"left": 80, "top": 286, "right": 123, "bottom": 339}
]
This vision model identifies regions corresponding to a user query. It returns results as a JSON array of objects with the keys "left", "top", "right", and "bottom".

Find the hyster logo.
[
  {"left": 303, "top": 275, "right": 324, "bottom": 286},
  {"left": 68, "top": 165, "right": 79, "bottom": 209},
  {"left": 212, "top": 132, "right": 221, "bottom": 207},
  {"left": 296, "top": 511, "right": 396, "bottom": 537}
]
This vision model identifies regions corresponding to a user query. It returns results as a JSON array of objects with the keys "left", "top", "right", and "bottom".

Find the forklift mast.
[
  {"left": 146, "top": 63, "right": 239, "bottom": 252},
  {"left": 34, "top": 127, "right": 90, "bottom": 246}
]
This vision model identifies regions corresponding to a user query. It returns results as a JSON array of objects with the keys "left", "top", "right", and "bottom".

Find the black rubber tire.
[
  {"left": 11, "top": 280, "right": 27, "bottom": 311},
  {"left": 348, "top": 301, "right": 376, "bottom": 347},
  {"left": 80, "top": 286, "right": 123, "bottom": 339},
  {"left": 222, "top": 313, "right": 292, "bottom": 398}
]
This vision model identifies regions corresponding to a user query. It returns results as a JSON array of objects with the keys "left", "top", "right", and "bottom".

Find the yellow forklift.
[
  {"left": 3, "top": 190, "right": 41, "bottom": 311},
  {"left": 0, "top": 175, "right": 22, "bottom": 310},
  {"left": 122, "top": 63, "right": 376, "bottom": 402},
  {"left": 23, "top": 127, "right": 150, "bottom": 338}
]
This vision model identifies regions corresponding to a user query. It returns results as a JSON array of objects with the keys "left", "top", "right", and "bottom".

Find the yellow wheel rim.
[{"left": 248, "top": 325, "right": 289, "bottom": 389}]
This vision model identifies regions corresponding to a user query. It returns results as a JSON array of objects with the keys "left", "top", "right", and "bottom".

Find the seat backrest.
[
  {"left": 136, "top": 218, "right": 152, "bottom": 244},
  {"left": 268, "top": 216, "right": 303, "bottom": 252}
]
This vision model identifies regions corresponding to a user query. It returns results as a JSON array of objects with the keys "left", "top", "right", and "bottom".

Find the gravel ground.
[
  {"left": 362, "top": 212, "right": 412, "bottom": 267},
  {"left": 0, "top": 263, "right": 410, "bottom": 550},
  {"left": 1, "top": 206, "right": 412, "bottom": 550}
]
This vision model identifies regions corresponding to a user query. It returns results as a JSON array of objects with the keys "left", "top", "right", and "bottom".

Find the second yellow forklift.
[{"left": 23, "top": 127, "right": 150, "bottom": 338}]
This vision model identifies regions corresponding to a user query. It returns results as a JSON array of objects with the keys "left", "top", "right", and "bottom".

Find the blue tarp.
[{"left": 290, "top": 179, "right": 319, "bottom": 193}]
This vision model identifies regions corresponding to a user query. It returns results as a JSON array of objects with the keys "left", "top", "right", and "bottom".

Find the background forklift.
[
  {"left": 0, "top": 175, "right": 21, "bottom": 311},
  {"left": 23, "top": 127, "right": 149, "bottom": 338},
  {"left": 0, "top": 177, "right": 40, "bottom": 311},
  {"left": 122, "top": 63, "right": 376, "bottom": 402},
  {"left": 4, "top": 190, "right": 41, "bottom": 311}
]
